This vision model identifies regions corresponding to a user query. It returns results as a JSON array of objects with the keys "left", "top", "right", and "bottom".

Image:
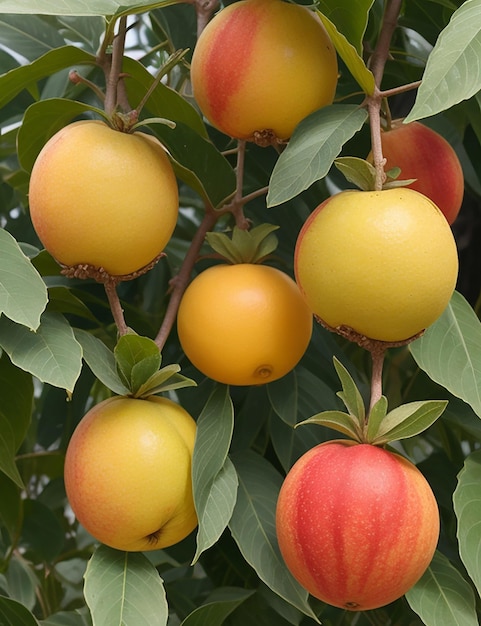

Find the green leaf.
[
  {"left": 369, "top": 400, "right": 448, "bottom": 445},
  {"left": 229, "top": 450, "right": 318, "bottom": 622},
  {"left": 0, "top": 413, "right": 24, "bottom": 488},
  {"left": 0, "top": 0, "right": 180, "bottom": 16},
  {"left": 296, "top": 410, "right": 362, "bottom": 441},
  {"left": 409, "top": 291, "right": 481, "bottom": 417},
  {"left": 5, "top": 554, "right": 40, "bottom": 611},
  {"left": 192, "top": 385, "right": 237, "bottom": 563},
  {"left": 365, "top": 395, "right": 388, "bottom": 442},
  {"left": 334, "top": 156, "right": 377, "bottom": 191},
  {"left": 40, "top": 612, "right": 89, "bottom": 626},
  {"left": 0, "top": 596, "right": 40, "bottom": 626},
  {"left": 453, "top": 449, "right": 481, "bottom": 597},
  {"left": 317, "top": 11, "right": 375, "bottom": 94},
  {"left": 84, "top": 545, "right": 168, "bottom": 626},
  {"left": 405, "top": 0, "right": 481, "bottom": 122},
  {"left": 333, "top": 357, "right": 366, "bottom": 425},
  {"left": 0, "top": 313, "right": 82, "bottom": 393},
  {"left": 21, "top": 499, "right": 64, "bottom": 562},
  {"left": 0, "top": 229, "right": 47, "bottom": 330},
  {"left": 0, "top": 472, "right": 21, "bottom": 538},
  {"left": 114, "top": 334, "right": 161, "bottom": 392},
  {"left": 134, "top": 365, "right": 196, "bottom": 398},
  {"left": 0, "top": 46, "right": 95, "bottom": 110},
  {"left": 18, "top": 98, "right": 107, "bottom": 173},
  {"left": 74, "top": 329, "right": 130, "bottom": 396},
  {"left": 406, "top": 550, "right": 478, "bottom": 626},
  {"left": 0, "top": 352, "right": 33, "bottom": 450},
  {"left": 267, "top": 105, "right": 368, "bottom": 207},
  {"left": 317, "top": 0, "right": 375, "bottom": 54},
  {"left": 180, "top": 588, "right": 254, "bottom": 626},
  {"left": 0, "top": 14, "right": 66, "bottom": 61}
]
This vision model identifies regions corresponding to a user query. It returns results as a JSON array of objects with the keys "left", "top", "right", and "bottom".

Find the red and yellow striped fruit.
[
  {"left": 190, "top": 0, "right": 338, "bottom": 143},
  {"left": 276, "top": 440, "right": 439, "bottom": 610}
]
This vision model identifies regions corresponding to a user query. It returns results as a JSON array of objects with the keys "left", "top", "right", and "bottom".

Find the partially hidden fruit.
[
  {"left": 276, "top": 440, "right": 439, "bottom": 611},
  {"left": 64, "top": 396, "right": 197, "bottom": 552},
  {"left": 190, "top": 0, "right": 338, "bottom": 143},
  {"left": 177, "top": 263, "right": 312, "bottom": 385},
  {"left": 374, "top": 120, "right": 464, "bottom": 224},
  {"left": 294, "top": 188, "right": 458, "bottom": 342},
  {"left": 29, "top": 120, "right": 179, "bottom": 276}
]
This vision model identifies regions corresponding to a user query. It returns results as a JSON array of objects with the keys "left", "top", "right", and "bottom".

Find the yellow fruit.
[
  {"left": 177, "top": 263, "right": 313, "bottom": 385},
  {"left": 190, "top": 0, "right": 338, "bottom": 142},
  {"left": 294, "top": 188, "right": 458, "bottom": 342},
  {"left": 29, "top": 120, "right": 179, "bottom": 276},
  {"left": 64, "top": 396, "right": 197, "bottom": 552}
]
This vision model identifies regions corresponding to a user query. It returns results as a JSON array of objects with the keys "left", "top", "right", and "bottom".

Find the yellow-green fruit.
[
  {"left": 29, "top": 120, "right": 179, "bottom": 276},
  {"left": 294, "top": 188, "right": 458, "bottom": 342},
  {"left": 190, "top": 0, "right": 338, "bottom": 142},
  {"left": 64, "top": 396, "right": 197, "bottom": 552}
]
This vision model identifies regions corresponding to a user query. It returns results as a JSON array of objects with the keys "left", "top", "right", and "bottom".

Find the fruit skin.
[
  {"left": 375, "top": 120, "right": 464, "bottom": 224},
  {"left": 64, "top": 395, "right": 197, "bottom": 552},
  {"left": 29, "top": 120, "right": 179, "bottom": 276},
  {"left": 177, "top": 263, "right": 312, "bottom": 386},
  {"left": 276, "top": 440, "right": 439, "bottom": 611},
  {"left": 190, "top": 0, "right": 338, "bottom": 142},
  {"left": 294, "top": 188, "right": 458, "bottom": 342}
]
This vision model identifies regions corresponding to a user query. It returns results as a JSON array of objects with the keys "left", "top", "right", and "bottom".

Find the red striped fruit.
[
  {"left": 190, "top": 0, "right": 338, "bottom": 143},
  {"left": 276, "top": 440, "right": 439, "bottom": 610}
]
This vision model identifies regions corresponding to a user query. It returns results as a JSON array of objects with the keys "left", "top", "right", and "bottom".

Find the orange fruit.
[{"left": 177, "top": 263, "right": 313, "bottom": 385}]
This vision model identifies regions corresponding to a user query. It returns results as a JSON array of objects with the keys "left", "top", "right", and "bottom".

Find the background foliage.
[{"left": 1, "top": 0, "right": 481, "bottom": 624}]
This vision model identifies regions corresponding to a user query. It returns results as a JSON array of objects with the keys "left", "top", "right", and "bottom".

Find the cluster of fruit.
[{"left": 26, "top": 0, "right": 463, "bottom": 613}]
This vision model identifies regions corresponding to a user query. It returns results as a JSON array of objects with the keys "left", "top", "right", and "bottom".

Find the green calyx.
[{"left": 205, "top": 223, "right": 279, "bottom": 265}]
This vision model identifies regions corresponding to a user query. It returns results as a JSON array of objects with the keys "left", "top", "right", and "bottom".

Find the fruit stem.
[
  {"left": 368, "top": 346, "right": 386, "bottom": 417},
  {"left": 190, "top": 0, "right": 220, "bottom": 37},
  {"left": 365, "top": 0, "right": 403, "bottom": 191},
  {"left": 102, "top": 16, "right": 130, "bottom": 116},
  {"left": 104, "top": 279, "right": 129, "bottom": 336}
]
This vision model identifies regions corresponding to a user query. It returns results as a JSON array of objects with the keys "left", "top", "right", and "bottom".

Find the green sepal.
[
  {"left": 205, "top": 224, "right": 279, "bottom": 265},
  {"left": 333, "top": 357, "right": 366, "bottom": 428},
  {"left": 296, "top": 410, "right": 363, "bottom": 442},
  {"left": 369, "top": 400, "right": 448, "bottom": 445},
  {"left": 334, "top": 156, "right": 377, "bottom": 191},
  {"left": 365, "top": 395, "right": 388, "bottom": 442},
  {"left": 113, "top": 333, "right": 196, "bottom": 398}
]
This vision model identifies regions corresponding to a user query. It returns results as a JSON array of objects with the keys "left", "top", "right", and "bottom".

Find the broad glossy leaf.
[
  {"left": 453, "top": 449, "right": 481, "bottom": 597},
  {"left": 0, "top": 229, "right": 47, "bottom": 330},
  {"left": 0, "top": 596, "right": 40, "bottom": 626},
  {"left": 4, "top": 554, "right": 39, "bottom": 611},
  {"left": 267, "top": 105, "right": 368, "bottom": 207},
  {"left": 334, "top": 156, "right": 377, "bottom": 191},
  {"left": 0, "top": 414, "right": 23, "bottom": 488},
  {"left": 370, "top": 400, "right": 448, "bottom": 445},
  {"left": 0, "top": 313, "right": 82, "bottom": 393},
  {"left": 181, "top": 587, "right": 253, "bottom": 626},
  {"left": 0, "top": 473, "right": 21, "bottom": 538},
  {"left": 0, "top": 0, "right": 179, "bottom": 16},
  {"left": 74, "top": 329, "right": 130, "bottom": 396},
  {"left": 84, "top": 545, "right": 168, "bottom": 626},
  {"left": 406, "top": 0, "right": 481, "bottom": 122},
  {"left": 192, "top": 385, "right": 237, "bottom": 562},
  {"left": 0, "top": 46, "right": 95, "bottom": 110},
  {"left": 21, "top": 500, "right": 64, "bottom": 562},
  {"left": 317, "top": 0, "right": 375, "bottom": 54},
  {"left": 267, "top": 370, "right": 298, "bottom": 427},
  {"left": 406, "top": 550, "right": 478, "bottom": 626},
  {"left": 0, "top": 14, "right": 66, "bottom": 61},
  {"left": 18, "top": 99, "right": 107, "bottom": 173},
  {"left": 0, "top": 352, "right": 33, "bottom": 450},
  {"left": 47, "top": 286, "right": 99, "bottom": 322},
  {"left": 409, "top": 291, "right": 481, "bottom": 417},
  {"left": 317, "top": 12, "right": 375, "bottom": 94},
  {"left": 41, "top": 612, "right": 90, "bottom": 626},
  {"left": 229, "top": 451, "right": 318, "bottom": 621}
]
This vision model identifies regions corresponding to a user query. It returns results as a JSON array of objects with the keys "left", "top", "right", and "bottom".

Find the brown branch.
[
  {"left": 192, "top": 0, "right": 220, "bottom": 37},
  {"left": 154, "top": 209, "right": 218, "bottom": 350},
  {"left": 368, "top": 346, "right": 386, "bottom": 416},
  {"left": 103, "top": 16, "right": 128, "bottom": 116}
]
